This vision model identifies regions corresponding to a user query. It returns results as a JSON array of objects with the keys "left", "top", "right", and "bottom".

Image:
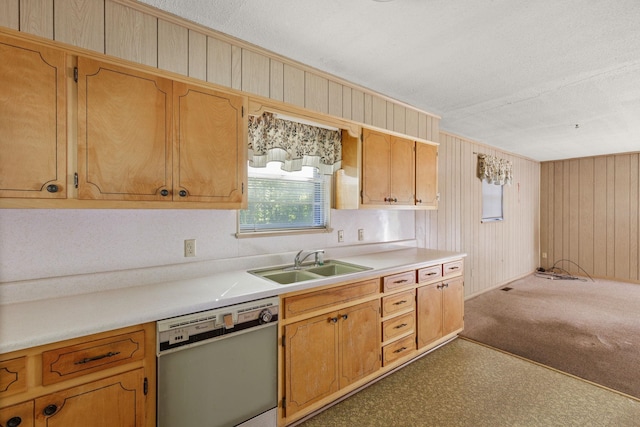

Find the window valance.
[
  {"left": 248, "top": 112, "right": 342, "bottom": 175},
  {"left": 477, "top": 153, "right": 513, "bottom": 185}
]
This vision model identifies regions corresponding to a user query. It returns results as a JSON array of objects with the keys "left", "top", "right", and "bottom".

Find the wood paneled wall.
[
  {"left": 418, "top": 132, "right": 540, "bottom": 298},
  {"left": 540, "top": 153, "right": 640, "bottom": 283},
  {"left": 0, "top": 0, "right": 440, "bottom": 141}
]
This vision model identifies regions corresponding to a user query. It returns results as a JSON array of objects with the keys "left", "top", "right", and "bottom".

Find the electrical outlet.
[
  {"left": 358, "top": 229, "right": 364, "bottom": 241},
  {"left": 184, "top": 239, "right": 196, "bottom": 257},
  {"left": 542, "top": 252, "right": 547, "bottom": 259},
  {"left": 337, "top": 230, "right": 344, "bottom": 243}
]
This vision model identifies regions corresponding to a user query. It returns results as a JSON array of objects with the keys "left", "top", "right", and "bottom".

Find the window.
[
  {"left": 238, "top": 163, "right": 330, "bottom": 234},
  {"left": 481, "top": 180, "right": 503, "bottom": 222}
]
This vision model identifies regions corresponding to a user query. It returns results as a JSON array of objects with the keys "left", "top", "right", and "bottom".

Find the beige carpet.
[
  {"left": 298, "top": 339, "right": 640, "bottom": 426},
  {"left": 461, "top": 274, "right": 640, "bottom": 399}
]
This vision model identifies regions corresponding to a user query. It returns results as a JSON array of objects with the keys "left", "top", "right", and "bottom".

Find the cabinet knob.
[
  {"left": 160, "top": 189, "right": 169, "bottom": 197},
  {"left": 46, "top": 184, "right": 58, "bottom": 193},
  {"left": 7, "top": 417, "right": 22, "bottom": 427},
  {"left": 416, "top": 199, "right": 422, "bottom": 204},
  {"left": 179, "top": 190, "right": 187, "bottom": 197},
  {"left": 341, "top": 314, "right": 348, "bottom": 320},
  {"left": 43, "top": 404, "right": 58, "bottom": 416},
  {"left": 329, "top": 317, "right": 338, "bottom": 323}
]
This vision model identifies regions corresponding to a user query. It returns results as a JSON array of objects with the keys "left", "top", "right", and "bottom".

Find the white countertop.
[{"left": 0, "top": 248, "right": 465, "bottom": 354}]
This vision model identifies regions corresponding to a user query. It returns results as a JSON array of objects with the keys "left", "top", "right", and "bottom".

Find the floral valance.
[
  {"left": 477, "top": 153, "right": 513, "bottom": 185},
  {"left": 248, "top": 112, "right": 342, "bottom": 174}
]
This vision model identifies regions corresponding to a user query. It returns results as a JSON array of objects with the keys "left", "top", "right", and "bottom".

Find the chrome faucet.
[{"left": 294, "top": 249, "right": 325, "bottom": 269}]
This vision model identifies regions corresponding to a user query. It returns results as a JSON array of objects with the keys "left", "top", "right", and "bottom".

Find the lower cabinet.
[
  {"left": 0, "top": 324, "right": 155, "bottom": 427},
  {"left": 417, "top": 277, "right": 464, "bottom": 348},
  {"left": 34, "top": 369, "right": 145, "bottom": 426},
  {"left": 283, "top": 299, "right": 380, "bottom": 418}
]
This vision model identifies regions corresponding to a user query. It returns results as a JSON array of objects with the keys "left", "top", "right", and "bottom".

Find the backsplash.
[{"left": 0, "top": 208, "right": 415, "bottom": 283}]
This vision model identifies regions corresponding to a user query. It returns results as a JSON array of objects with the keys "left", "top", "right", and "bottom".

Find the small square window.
[
  {"left": 238, "top": 163, "right": 330, "bottom": 234},
  {"left": 481, "top": 180, "right": 503, "bottom": 222}
]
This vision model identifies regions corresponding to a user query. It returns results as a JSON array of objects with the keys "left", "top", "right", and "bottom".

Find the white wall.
[{"left": 0, "top": 208, "right": 415, "bottom": 283}]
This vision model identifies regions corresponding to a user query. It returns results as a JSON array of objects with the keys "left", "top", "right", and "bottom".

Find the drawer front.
[
  {"left": 443, "top": 260, "right": 463, "bottom": 277},
  {"left": 382, "top": 312, "right": 415, "bottom": 343},
  {"left": 283, "top": 278, "right": 379, "bottom": 318},
  {"left": 0, "top": 356, "right": 27, "bottom": 396},
  {"left": 381, "top": 290, "right": 415, "bottom": 317},
  {"left": 382, "top": 271, "right": 416, "bottom": 292},
  {"left": 418, "top": 265, "right": 442, "bottom": 283},
  {"left": 42, "top": 330, "right": 145, "bottom": 385},
  {"left": 382, "top": 334, "right": 416, "bottom": 366}
]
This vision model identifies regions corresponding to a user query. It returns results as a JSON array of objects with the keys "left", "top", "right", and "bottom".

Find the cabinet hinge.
[
  {"left": 74, "top": 67, "right": 78, "bottom": 83},
  {"left": 282, "top": 335, "right": 286, "bottom": 346},
  {"left": 282, "top": 397, "right": 286, "bottom": 409},
  {"left": 242, "top": 106, "right": 245, "bottom": 117},
  {"left": 144, "top": 377, "right": 148, "bottom": 395},
  {"left": 74, "top": 172, "right": 78, "bottom": 188},
  {"left": 242, "top": 182, "right": 244, "bottom": 194}
]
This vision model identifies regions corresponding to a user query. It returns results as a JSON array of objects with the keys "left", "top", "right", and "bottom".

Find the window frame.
[
  {"left": 481, "top": 180, "right": 504, "bottom": 223},
  {"left": 236, "top": 163, "right": 332, "bottom": 238}
]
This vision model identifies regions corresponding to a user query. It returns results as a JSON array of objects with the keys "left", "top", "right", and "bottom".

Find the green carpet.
[{"left": 297, "top": 339, "right": 640, "bottom": 427}]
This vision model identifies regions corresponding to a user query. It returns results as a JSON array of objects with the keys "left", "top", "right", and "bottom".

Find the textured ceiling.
[{"left": 139, "top": 0, "right": 640, "bottom": 161}]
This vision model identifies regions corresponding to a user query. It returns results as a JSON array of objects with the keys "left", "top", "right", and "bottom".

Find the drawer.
[
  {"left": 42, "top": 330, "right": 145, "bottom": 385},
  {"left": 382, "top": 271, "right": 416, "bottom": 292},
  {"left": 0, "top": 356, "right": 27, "bottom": 396},
  {"left": 382, "top": 334, "right": 416, "bottom": 366},
  {"left": 381, "top": 290, "right": 415, "bottom": 317},
  {"left": 382, "top": 312, "right": 415, "bottom": 344},
  {"left": 418, "top": 265, "right": 442, "bottom": 282},
  {"left": 283, "top": 278, "right": 379, "bottom": 318},
  {"left": 443, "top": 260, "right": 464, "bottom": 277},
  {"left": 0, "top": 401, "right": 34, "bottom": 427}
]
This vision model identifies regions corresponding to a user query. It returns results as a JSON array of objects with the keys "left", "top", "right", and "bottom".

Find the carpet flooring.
[
  {"left": 297, "top": 339, "right": 640, "bottom": 427},
  {"left": 461, "top": 274, "right": 640, "bottom": 399}
]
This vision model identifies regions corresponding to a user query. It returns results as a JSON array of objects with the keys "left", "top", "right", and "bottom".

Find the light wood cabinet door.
[
  {"left": 361, "top": 128, "right": 391, "bottom": 205},
  {"left": 0, "top": 35, "right": 66, "bottom": 199},
  {"left": 416, "top": 282, "right": 443, "bottom": 348},
  {"left": 389, "top": 135, "right": 415, "bottom": 205},
  {"left": 415, "top": 142, "right": 438, "bottom": 208},
  {"left": 442, "top": 277, "right": 464, "bottom": 336},
  {"left": 339, "top": 299, "right": 380, "bottom": 387},
  {"left": 173, "top": 82, "right": 246, "bottom": 204},
  {"left": 0, "top": 401, "right": 34, "bottom": 427},
  {"left": 77, "top": 57, "right": 173, "bottom": 201},
  {"left": 34, "top": 368, "right": 145, "bottom": 427},
  {"left": 284, "top": 312, "right": 339, "bottom": 417}
]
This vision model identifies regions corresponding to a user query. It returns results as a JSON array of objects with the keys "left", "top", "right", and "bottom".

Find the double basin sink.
[{"left": 249, "top": 260, "right": 371, "bottom": 285}]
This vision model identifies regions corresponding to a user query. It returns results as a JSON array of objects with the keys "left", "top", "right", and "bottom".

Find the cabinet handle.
[
  {"left": 416, "top": 199, "right": 422, "bottom": 204},
  {"left": 392, "top": 197, "right": 398, "bottom": 202},
  {"left": 46, "top": 184, "right": 58, "bottom": 193},
  {"left": 394, "top": 323, "right": 408, "bottom": 329},
  {"left": 160, "top": 189, "right": 169, "bottom": 197},
  {"left": 7, "top": 417, "right": 22, "bottom": 427},
  {"left": 393, "top": 346, "right": 407, "bottom": 354},
  {"left": 329, "top": 317, "right": 338, "bottom": 323},
  {"left": 43, "top": 404, "right": 58, "bottom": 416},
  {"left": 393, "top": 300, "right": 407, "bottom": 305},
  {"left": 393, "top": 279, "right": 408, "bottom": 284},
  {"left": 437, "top": 284, "right": 443, "bottom": 289},
  {"left": 448, "top": 266, "right": 460, "bottom": 270},
  {"left": 426, "top": 272, "right": 438, "bottom": 276},
  {"left": 443, "top": 283, "right": 449, "bottom": 288},
  {"left": 74, "top": 351, "right": 120, "bottom": 365},
  {"left": 179, "top": 190, "right": 187, "bottom": 197},
  {"left": 341, "top": 314, "right": 348, "bottom": 320}
]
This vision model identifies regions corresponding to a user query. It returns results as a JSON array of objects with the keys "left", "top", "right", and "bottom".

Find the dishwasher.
[{"left": 157, "top": 296, "right": 279, "bottom": 427}]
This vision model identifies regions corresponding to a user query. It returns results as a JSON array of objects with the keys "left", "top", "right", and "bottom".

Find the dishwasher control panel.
[{"left": 157, "top": 296, "right": 279, "bottom": 354}]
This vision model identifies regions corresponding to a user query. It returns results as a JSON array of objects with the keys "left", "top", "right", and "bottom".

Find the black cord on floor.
[{"left": 536, "top": 259, "right": 595, "bottom": 282}]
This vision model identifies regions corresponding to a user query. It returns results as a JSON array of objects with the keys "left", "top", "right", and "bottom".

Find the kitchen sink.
[{"left": 250, "top": 260, "right": 371, "bottom": 285}]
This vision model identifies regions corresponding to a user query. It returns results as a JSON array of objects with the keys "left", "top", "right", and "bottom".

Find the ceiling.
[{"left": 139, "top": 0, "right": 640, "bottom": 161}]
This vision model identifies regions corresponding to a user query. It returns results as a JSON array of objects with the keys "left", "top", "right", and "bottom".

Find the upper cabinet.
[
  {"left": 77, "top": 58, "right": 246, "bottom": 206},
  {"left": 0, "top": 34, "right": 67, "bottom": 199},
  {"left": 361, "top": 129, "right": 415, "bottom": 206},
  {"left": 77, "top": 57, "right": 173, "bottom": 201},
  {"left": 173, "top": 82, "right": 246, "bottom": 204},
  {"left": 336, "top": 127, "right": 438, "bottom": 210}
]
